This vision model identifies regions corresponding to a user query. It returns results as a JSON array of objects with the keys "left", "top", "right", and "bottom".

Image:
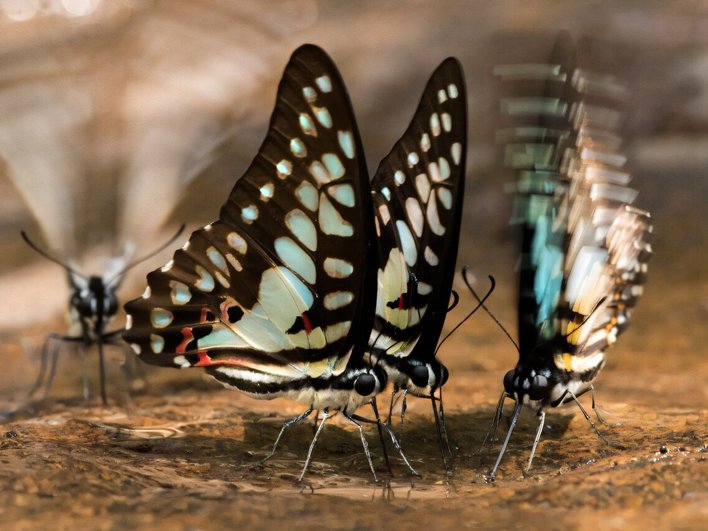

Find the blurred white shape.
[
  {"left": 0, "top": 81, "right": 93, "bottom": 252},
  {"left": 1, "top": 0, "right": 39, "bottom": 21},
  {"left": 61, "top": 0, "right": 99, "bottom": 18}
]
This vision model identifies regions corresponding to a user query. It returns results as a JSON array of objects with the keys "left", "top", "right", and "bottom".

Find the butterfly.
[
  {"left": 365, "top": 58, "right": 469, "bottom": 465},
  {"left": 122, "top": 44, "right": 398, "bottom": 481},
  {"left": 20, "top": 228, "right": 183, "bottom": 406},
  {"left": 486, "top": 36, "right": 653, "bottom": 479}
]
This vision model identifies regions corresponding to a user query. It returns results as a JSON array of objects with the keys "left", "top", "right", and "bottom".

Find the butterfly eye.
[
  {"left": 438, "top": 364, "right": 449, "bottom": 388},
  {"left": 410, "top": 365, "right": 430, "bottom": 388},
  {"left": 354, "top": 373, "right": 377, "bottom": 396},
  {"left": 503, "top": 369, "right": 516, "bottom": 395}
]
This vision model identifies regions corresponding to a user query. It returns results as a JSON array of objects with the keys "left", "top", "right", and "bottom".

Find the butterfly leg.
[
  {"left": 78, "top": 344, "right": 90, "bottom": 402},
  {"left": 354, "top": 413, "right": 420, "bottom": 478},
  {"left": 298, "top": 408, "right": 329, "bottom": 483},
  {"left": 488, "top": 401, "right": 523, "bottom": 481},
  {"left": 97, "top": 336, "right": 108, "bottom": 406},
  {"left": 42, "top": 336, "right": 65, "bottom": 401},
  {"left": 590, "top": 385, "right": 612, "bottom": 426},
  {"left": 567, "top": 389, "right": 611, "bottom": 445},
  {"left": 263, "top": 407, "right": 314, "bottom": 463},
  {"left": 26, "top": 334, "right": 56, "bottom": 400},
  {"left": 481, "top": 390, "right": 508, "bottom": 449},
  {"left": 430, "top": 395, "right": 452, "bottom": 473},
  {"left": 342, "top": 412, "right": 377, "bottom": 482},
  {"left": 386, "top": 387, "right": 399, "bottom": 425},
  {"left": 525, "top": 410, "right": 546, "bottom": 474},
  {"left": 437, "top": 384, "right": 457, "bottom": 453},
  {"left": 398, "top": 388, "right": 409, "bottom": 445},
  {"left": 368, "top": 398, "right": 393, "bottom": 476}
]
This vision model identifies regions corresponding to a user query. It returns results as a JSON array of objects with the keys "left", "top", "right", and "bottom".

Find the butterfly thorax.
[
  {"left": 375, "top": 355, "right": 448, "bottom": 398},
  {"left": 504, "top": 345, "right": 606, "bottom": 412},
  {"left": 69, "top": 275, "right": 118, "bottom": 340}
]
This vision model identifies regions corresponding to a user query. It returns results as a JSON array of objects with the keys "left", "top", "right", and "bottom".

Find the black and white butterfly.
[
  {"left": 123, "top": 44, "right": 394, "bottom": 481},
  {"left": 365, "top": 59, "right": 468, "bottom": 463},
  {"left": 20, "top": 228, "right": 183, "bottom": 406},
  {"left": 486, "top": 37, "right": 653, "bottom": 479}
]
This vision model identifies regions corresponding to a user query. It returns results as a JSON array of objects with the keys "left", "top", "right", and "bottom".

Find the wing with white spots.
[
  {"left": 123, "top": 45, "right": 375, "bottom": 388},
  {"left": 368, "top": 58, "right": 467, "bottom": 362},
  {"left": 498, "top": 36, "right": 652, "bottom": 363}
]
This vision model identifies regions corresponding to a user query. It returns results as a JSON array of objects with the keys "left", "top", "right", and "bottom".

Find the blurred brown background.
[{"left": 0, "top": 1, "right": 705, "bottom": 529}]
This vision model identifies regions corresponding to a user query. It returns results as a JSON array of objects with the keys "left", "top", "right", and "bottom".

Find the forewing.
[
  {"left": 124, "top": 45, "right": 374, "bottom": 381},
  {"left": 369, "top": 58, "right": 467, "bottom": 361}
]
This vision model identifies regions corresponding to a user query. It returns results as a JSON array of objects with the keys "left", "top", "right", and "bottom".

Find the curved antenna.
[
  {"left": 105, "top": 224, "right": 186, "bottom": 286},
  {"left": 562, "top": 296, "right": 608, "bottom": 340},
  {"left": 434, "top": 271, "right": 497, "bottom": 356},
  {"left": 462, "top": 265, "right": 520, "bottom": 354},
  {"left": 447, "top": 290, "right": 460, "bottom": 312},
  {"left": 20, "top": 231, "right": 87, "bottom": 281}
]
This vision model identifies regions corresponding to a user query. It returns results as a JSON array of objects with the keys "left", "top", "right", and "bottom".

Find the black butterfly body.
[
  {"left": 123, "top": 45, "right": 392, "bottom": 479},
  {"left": 488, "top": 37, "right": 653, "bottom": 478},
  {"left": 367, "top": 59, "right": 467, "bottom": 405},
  {"left": 20, "top": 237, "right": 130, "bottom": 406}
]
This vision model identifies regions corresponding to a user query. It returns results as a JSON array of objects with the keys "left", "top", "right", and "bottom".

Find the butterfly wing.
[
  {"left": 368, "top": 59, "right": 467, "bottom": 374},
  {"left": 499, "top": 36, "right": 652, "bottom": 374},
  {"left": 123, "top": 45, "right": 376, "bottom": 394}
]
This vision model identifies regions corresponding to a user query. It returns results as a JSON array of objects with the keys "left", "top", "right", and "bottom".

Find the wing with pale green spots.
[
  {"left": 123, "top": 45, "right": 376, "bottom": 394},
  {"left": 367, "top": 58, "right": 467, "bottom": 372},
  {"left": 498, "top": 36, "right": 652, "bottom": 363}
]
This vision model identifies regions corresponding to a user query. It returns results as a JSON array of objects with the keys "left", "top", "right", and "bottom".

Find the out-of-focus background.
[{"left": 0, "top": 1, "right": 706, "bottom": 529}]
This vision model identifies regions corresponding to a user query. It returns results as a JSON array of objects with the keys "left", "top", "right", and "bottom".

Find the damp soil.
[{"left": 0, "top": 273, "right": 705, "bottom": 531}]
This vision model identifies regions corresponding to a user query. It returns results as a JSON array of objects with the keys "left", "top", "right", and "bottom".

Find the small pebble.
[
  {"left": 5, "top": 431, "right": 17, "bottom": 439},
  {"left": 659, "top": 445, "right": 668, "bottom": 454}
]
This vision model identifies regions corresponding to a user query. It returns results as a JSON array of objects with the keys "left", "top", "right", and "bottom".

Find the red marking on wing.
[
  {"left": 200, "top": 307, "right": 209, "bottom": 322},
  {"left": 398, "top": 294, "right": 405, "bottom": 310},
  {"left": 176, "top": 327, "right": 194, "bottom": 354},
  {"left": 301, "top": 312, "right": 313, "bottom": 334},
  {"left": 194, "top": 351, "right": 246, "bottom": 367}
]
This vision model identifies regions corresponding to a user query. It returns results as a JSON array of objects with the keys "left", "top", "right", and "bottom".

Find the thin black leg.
[{"left": 369, "top": 399, "right": 393, "bottom": 476}]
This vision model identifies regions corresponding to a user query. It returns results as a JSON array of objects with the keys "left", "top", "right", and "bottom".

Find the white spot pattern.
[
  {"left": 338, "top": 130, "right": 355, "bottom": 159},
  {"left": 405, "top": 197, "right": 424, "bottom": 237},
  {"left": 290, "top": 137, "right": 307, "bottom": 158},
  {"left": 241, "top": 204, "right": 259, "bottom": 223},
  {"left": 323, "top": 257, "right": 354, "bottom": 278}
]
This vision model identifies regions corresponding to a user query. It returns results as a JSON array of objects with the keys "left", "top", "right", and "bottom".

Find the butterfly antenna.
[
  {"left": 562, "top": 296, "right": 608, "bottom": 340},
  {"left": 106, "top": 224, "right": 186, "bottom": 285},
  {"left": 434, "top": 272, "right": 496, "bottom": 356},
  {"left": 447, "top": 290, "right": 460, "bottom": 312},
  {"left": 461, "top": 265, "right": 520, "bottom": 354},
  {"left": 20, "top": 231, "right": 87, "bottom": 281}
]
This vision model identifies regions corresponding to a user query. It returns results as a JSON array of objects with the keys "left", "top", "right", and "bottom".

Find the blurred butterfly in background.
[
  {"left": 0, "top": 1, "right": 319, "bottom": 406},
  {"left": 485, "top": 35, "right": 653, "bottom": 479},
  {"left": 19, "top": 228, "right": 183, "bottom": 406}
]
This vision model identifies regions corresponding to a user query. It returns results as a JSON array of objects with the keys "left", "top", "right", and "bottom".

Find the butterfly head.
[
  {"left": 406, "top": 359, "right": 449, "bottom": 397},
  {"left": 503, "top": 348, "right": 606, "bottom": 410},
  {"left": 69, "top": 275, "right": 119, "bottom": 334}
]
